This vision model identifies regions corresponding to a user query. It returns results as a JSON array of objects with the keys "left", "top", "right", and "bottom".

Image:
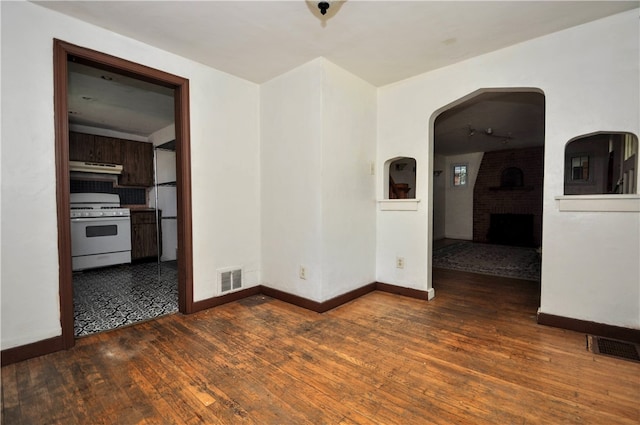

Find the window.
[
  {"left": 571, "top": 155, "right": 589, "bottom": 181},
  {"left": 564, "top": 132, "right": 637, "bottom": 195},
  {"left": 452, "top": 164, "right": 467, "bottom": 187}
]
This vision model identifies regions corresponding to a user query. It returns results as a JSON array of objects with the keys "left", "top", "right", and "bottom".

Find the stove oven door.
[{"left": 70, "top": 216, "right": 132, "bottom": 270}]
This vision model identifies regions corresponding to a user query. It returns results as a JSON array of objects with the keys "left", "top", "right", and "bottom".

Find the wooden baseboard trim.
[
  {"left": 537, "top": 312, "right": 640, "bottom": 343},
  {"left": 375, "top": 282, "right": 432, "bottom": 300},
  {"left": 261, "top": 282, "right": 432, "bottom": 313},
  {"left": 260, "top": 286, "right": 324, "bottom": 312},
  {"left": 191, "top": 286, "right": 262, "bottom": 314},
  {"left": 260, "top": 283, "right": 377, "bottom": 313},
  {"left": 1, "top": 336, "right": 65, "bottom": 366}
]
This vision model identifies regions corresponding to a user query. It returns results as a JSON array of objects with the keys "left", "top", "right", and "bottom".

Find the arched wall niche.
[
  {"left": 564, "top": 132, "right": 638, "bottom": 195},
  {"left": 385, "top": 156, "right": 417, "bottom": 199}
]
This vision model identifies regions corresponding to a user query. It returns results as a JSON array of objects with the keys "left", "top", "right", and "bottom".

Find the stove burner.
[{"left": 70, "top": 193, "right": 130, "bottom": 218}]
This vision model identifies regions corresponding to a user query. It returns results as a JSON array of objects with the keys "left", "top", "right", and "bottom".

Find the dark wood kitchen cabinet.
[
  {"left": 131, "top": 210, "right": 161, "bottom": 260},
  {"left": 69, "top": 132, "right": 95, "bottom": 161},
  {"left": 119, "top": 140, "right": 154, "bottom": 187},
  {"left": 69, "top": 132, "right": 154, "bottom": 187},
  {"left": 95, "top": 137, "right": 122, "bottom": 164},
  {"left": 69, "top": 132, "right": 121, "bottom": 164}
]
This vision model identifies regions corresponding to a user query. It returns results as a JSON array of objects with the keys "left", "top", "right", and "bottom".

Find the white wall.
[
  {"left": 260, "top": 59, "right": 324, "bottom": 301},
  {"left": 0, "top": 2, "right": 261, "bottom": 349},
  {"left": 542, "top": 210, "right": 639, "bottom": 327},
  {"left": 320, "top": 60, "right": 377, "bottom": 300},
  {"left": 377, "top": 9, "right": 639, "bottom": 328},
  {"left": 444, "top": 152, "right": 484, "bottom": 240},
  {"left": 261, "top": 58, "right": 377, "bottom": 302}
]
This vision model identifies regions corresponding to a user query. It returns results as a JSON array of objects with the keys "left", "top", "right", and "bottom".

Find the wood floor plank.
[
  {"left": 1, "top": 364, "right": 23, "bottom": 425},
  {"left": 3, "top": 269, "right": 639, "bottom": 424}
]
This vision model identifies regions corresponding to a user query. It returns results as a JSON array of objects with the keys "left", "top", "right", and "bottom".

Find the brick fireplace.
[{"left": 473, "top": 147, "right": 544, "bottom": 247}]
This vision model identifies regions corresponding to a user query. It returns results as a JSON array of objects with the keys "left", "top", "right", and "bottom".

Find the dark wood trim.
[
  {"left": 320, "top": 283, "right": 377, "bottom": 312},
  {"left": 1, "top": 336, "right": 65, "bottom": 366},
  {"left": 259, "top": 286, "right": 324, "bottom": 312},
  {"left": 317, "top": 283, "right": 376, "bottom": 313},
  {"left": 174, "top": 81, "right": 193, "bottom": 314},
  {"left": 192, "top": 286, "right": 262, "bottom": 313},
  {"left": 375, "top": 282, "right": 433, "bottom": 300},
  {"left": 53, "top": 40, "right": 194, "bottom": 351},
  {"left": 261, "top": 283, "right": 378, "bottom": 313},
  {"left": 53, "top": 40, "right": 75, "bottom": 350},
  {"left": 537, "top": 312, "right": 640, "bottom": 343}
]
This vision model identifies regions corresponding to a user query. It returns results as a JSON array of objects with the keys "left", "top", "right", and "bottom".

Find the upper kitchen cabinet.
[
  {"left": 69, "top": 132, "right": 95, "bottom": 161},
  {"left": 95, "top": 137, "right": 122, "bottom": 165},
  {"left": 69, "top": 131, "right": 122, "bottom": 164},
  {"left": 70, "top": 132, "right": 154, "bottom": 187},
  {"left": 120, "top": 140, "right": 154, "bottom": 187}
]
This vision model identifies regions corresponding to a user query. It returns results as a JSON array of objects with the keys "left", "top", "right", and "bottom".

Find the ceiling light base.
[{"left": 318, "top": 1, "right": 330, "bottom": 15}]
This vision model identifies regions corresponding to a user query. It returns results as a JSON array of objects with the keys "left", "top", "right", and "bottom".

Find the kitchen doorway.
[{"left": 54, "top": 40, "right": 194, "bottom": 349}]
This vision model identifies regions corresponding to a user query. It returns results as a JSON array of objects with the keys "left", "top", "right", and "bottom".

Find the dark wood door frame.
[{"left": 54, "top": 39, "right": 194, "bottom": 349}]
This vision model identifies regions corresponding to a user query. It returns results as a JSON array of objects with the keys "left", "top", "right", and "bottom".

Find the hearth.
[{"left": 489, "top": 213, "right": 534, "bottom": 247}]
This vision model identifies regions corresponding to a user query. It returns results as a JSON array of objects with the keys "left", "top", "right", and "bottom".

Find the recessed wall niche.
[
  {"left": 386, "top": 157, "right": 417, "bottom": 199},
  {"left": 564, "top": 132, "right": 637, "bottom": 195}
]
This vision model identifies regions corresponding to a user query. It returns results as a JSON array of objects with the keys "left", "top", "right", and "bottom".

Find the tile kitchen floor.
[{"left": 73, "top": 261, "right": 178, "bottom": 337}]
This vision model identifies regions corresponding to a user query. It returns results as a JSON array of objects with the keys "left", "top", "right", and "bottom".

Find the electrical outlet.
[
  {"left": 299, "top": 266, "right": 307, "bottom": 280},
  {"left": 396, "top": 257, "right": 405, "bottom": 269}
]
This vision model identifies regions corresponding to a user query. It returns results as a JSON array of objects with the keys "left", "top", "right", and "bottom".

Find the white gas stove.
[{"left": 70, "top": 193, "right": 132, "bottom": 271}]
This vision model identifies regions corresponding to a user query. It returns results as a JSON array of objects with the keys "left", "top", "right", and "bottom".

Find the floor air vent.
[
  {"left": 219, "top": 268, "right": 242, "bottom": 293},
  {"left": 586, "top": 335, "right": 640, "bottom": 363}
]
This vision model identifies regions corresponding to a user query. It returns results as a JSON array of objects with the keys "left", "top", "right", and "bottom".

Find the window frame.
[
  {"left": 452, "top": 163, "right": 468, "bottom": 188},
  {"left": 569, "top": 153, "right": 590, "bottom": 182}
]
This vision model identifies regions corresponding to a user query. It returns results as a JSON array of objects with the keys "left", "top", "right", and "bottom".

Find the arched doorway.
[{"left": 429, "top": 88, "right": 545, "bottom": 291}]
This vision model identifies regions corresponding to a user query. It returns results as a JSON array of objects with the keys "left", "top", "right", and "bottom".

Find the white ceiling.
[
  {"left": 68, "top": 61, "right": 175, "bottom": 137},
  {"left": 434, "top": 90, "right": 546, "bottom": 156},
  {"left": 36, "top": 1, "right": 637, "bottom": 86},
  {"left": 38, "top": 1, "right": 638, "bottom": 153}
]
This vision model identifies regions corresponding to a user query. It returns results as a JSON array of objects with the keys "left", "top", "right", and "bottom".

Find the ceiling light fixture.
[
  {"left": 318, "top": 1, "right": 330, "bottom": 15},
  {"left": 307, "top": 0, "right": 346, "bottom": 24},
  {"left": 468, "top": 125, "right": 513, "bottom": 141}
]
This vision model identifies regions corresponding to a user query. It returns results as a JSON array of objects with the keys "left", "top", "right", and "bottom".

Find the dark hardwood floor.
[{"left": 2, "top": 269, "right": 639, "bottom": 424}]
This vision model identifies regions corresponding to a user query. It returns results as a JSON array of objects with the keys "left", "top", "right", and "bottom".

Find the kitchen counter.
[{"left": 126, "top": 207, "right": 157, "bottom": 212}]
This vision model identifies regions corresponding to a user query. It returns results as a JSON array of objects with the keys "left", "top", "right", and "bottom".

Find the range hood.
[{"left": 69, "top": 160, "right": 123, "bottom": 175}]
